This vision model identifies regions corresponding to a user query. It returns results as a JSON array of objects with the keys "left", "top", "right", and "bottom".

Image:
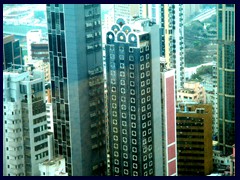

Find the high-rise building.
[
  {"left": 3, "top": 67, "right": 49, "bottom": 176},
  {"left": 106, "top": 18, "right": 162, "bottom": 176},
  {"left": 3, "top": 34, "right": 23, "bottom": 70},
  {"left": 113, "top": 4, "right": 140, "bottom": 23},
  {"left": 147, "top": 4, "right": 185, "bottom": 90},
  {"left": 160, "top": 59, "right": 177, "bottom": 176},
  {"left": 26, "top": 30, "right": 42, "bottom": 62},
  {"left": 184, "top": 4, "right": 200, "bottom": 22},
  {"left": 217, "top": 4, "right": 235, "bottom": 155},
  {"left": 176, "top": 104, "right": 213, "bottom": 176},
  {"left": 46, "top": 4, "right": 106, "bottom": 176}
]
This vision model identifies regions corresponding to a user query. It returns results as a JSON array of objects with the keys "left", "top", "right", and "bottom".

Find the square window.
[
  {"left": 142, "top": 114, "right": 146, "bottom": 120},
  {"left": 113, "top": 127, "right": 118, "bottom": 133},
  {"left": 129, "top": 47, "right": 133, "bottom": 53},
  {"left": 141, "top": 81, "right": 145, "bottom": 87},
  {"left": 142, "top": 122, "right": 146, "bottom": 128},
  {"left": 112, "top": 95, "right": 116, "bottom": 100},
  {"left": 140, "top": 47, "right": 144, "bottom": 53},
  {"left": 132, "top": 139, "right": 137, "bottom": 145},
  {"left": 129, "top": 55, "right": 134, "bottom": 61},
  {"left": 131, "top": 114, "right": 136, "bottom": 120},
  {"left": 120, "top": 71, "right": 125, "bottom": 77},
  {"left": 146, "top": 46, "right": 149, "bottom": 51},
  {"left": 143, "top": 138, "right": 147, "bottom": 145},
  {"left": 143, "top": 146, "right": 147, "bottom": 153},
  {"left": 147, "top": 96, "right": 151, "bottom": 102},
  {"left": 112, "top": 87, "right": 116, "bottom": 92},
  {"left": 147, "top": 104, "right": 151, "bottom": 110},
  {"left": 148, "top": 136, "right": 152, "bottom": 142},
  {"left": 120, "top": 63, "right": 125, "bottom": 69},
  {"left": 144, "top": 172, "right": 148, "bottom": 176},
  {"left": 113, "top": 119, "right": 117, "bottom": 125},
  {"left": 132, "top": 131, "right": 136, "bottom": 136},
  {"left": 132, "top": 147, "right": 137, "bottom": 153},
  {"left": 122, "top": 129, "right": 127, "bottom": 135},
  {"left": 120, "top": 79, "right": 125, "bottom": 86},
  {"left": 130, "top": 81, "right": 135, "bottom": 87},
  {"left": 119, "top": 55, "right": 124, "bottom": 60},
  {"left": 146, "top": 71, "right": 150, "bottom": 77},
  {"left": 130, "top": 98, "right": 135, "bottom": 103},
  {"left": 146, "top": 54, "right": 150, "bottom": 60},
  {"left": 133, "top": 155, "right": 137, "bottom": 161},
  {"left": 114, "top": 151, "right": 119, "bottom": 157},
  {"left": 123, "top": 137, "right": 127, "bottom": 143},
  {"left": 146, "top": 62, "right": 150, "bottom": 68},
  {"left": 148, "top": 145, "right": 153, "bottom": 151},
  {"left": 124, "top": 161, "right": 128, "bottom": 167},
  {"left": 124, "top": 169, "right": 129, "bottom": 175},
  {"left": 147, "top": 112, "right": 151, "bottom": 118},
  {"left": 121, "top": 105, "right": 126, "bottom": 110},
  {"left": 147, "top": 87, "right": 150, "bottom": 93},
  {"left": 123, "top": 153, "right": 128, "bottom": 159},
  {"left": 130, "top": 89, "right": 135, "bottom": 95},
  {"left": 115, "top": 167, "right": 119, "bottom": 173},
  {"left": 110, "top": 54, "right": 115, "bottom": 59},
  {"left": 131, "top": 106, "right": 136, "bottom": 112},
  {"left": 111, "top": 70, "right": 116, "bottom": 76},
  {"left": 123, "top": 145, "right": 128, "bottom": 151},
  {"left": 149, "top": 169, "right": 153, "bottom": 174},
  {"left": 140, "top": 64, "right": 144, "bottom": 70},
  {"left": 141, "top": 89, "right": 145, "bottom": 95},
  {"left": 113, "top": 111, "right": 117, "bottom": 117},
  {"left": 141, "top": 72, "right": 145, "bottom": 79},
  {"left": 146, "top": 79, "right": 150, "bottom": 85},
  {"left": 131, "top": 122, "right": 136, "bottom": 128},
  {"left": 121, "top": 96, "right": 126, "bottom": 102},
  {"left": 122, "top": 121, "right": 127, "bottom": 126},
  {"left": 114, "top": 143, "right": 118, "bottom": 149},
  {"left": 140, "top": 55, "right": 144, "bottom": 61},
  {"left": 119, "top": 46, "right": 124, "bottom": 52},
  {"left": 133, "top": 171, "right": 138, "bottom": 176},
  {"left": 111, "top": 79, "right": 116, "bottom": 84},
  {"left": 148, "top": 128, "right": 152, "bottom": 135},
  {"left": 114, "top": 159, "right": 119, "bottom": 165},
  {"left": 130, "top": 72, "right": 134, "bottom": 78},
  {"left": 133, "top": 163, "right": 138, "bottom": 169},
  {"left": 143, "top": 155, "right": 147, "bottom": 161},
  {"left": 143, "top": 131, "right": 146, "bottom": 137},
  {"left": 148, "top": 120, "right": 151, "bottom": 126},
  {"left": 113, "top": 135, "right": 118, "bottom": 141},
  {"left": 112, "top": 103, "right": 117, "bottom": 109},
  {"left": 121, "top": 88, "right": 126, "bottom": 94},
  {"left": 142, "top": 106, "right": 146, "bottom": 112},
  {"left": 149, "top": 161, "right": 153, "bottom": 167},
  {"left": 130, "top": 64, "right": 134, "bottom": 70},
  {"left": 141, "top": 98, "right": 146, "bottom": 104},
  {"left": 144, "top": 163, "right": 148, "bottom": 169}
]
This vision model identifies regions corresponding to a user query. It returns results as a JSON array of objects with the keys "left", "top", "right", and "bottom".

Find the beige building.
[{"left": 177, "top": 81, "right": 206, "bottom": 103}]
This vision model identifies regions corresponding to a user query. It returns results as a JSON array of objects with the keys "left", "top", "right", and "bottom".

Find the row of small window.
[
  {"left": 113, "top": 127, "right": 152, "bottom": 136},
  {"left": 6, "top": 155, "right": 23, "bottom": 160},
  {"left": 35, "top": 142, "right": 48, "bottom": 151},
  {"left": 35, "top": 150, "right": 48, "bottom": 160},
  {"left": 113, "top": 135, "right": 153, "bottom": 146},
  {"left": 112, "top": 104, "right": 151, "bottom": 113},
  {"left": 114, "top": 167, "right": 153, "bottom": 176},
  {"left": 7, "top": 164, "right": 23, "bottom": 170},
  {"left": 112, "top": 118, "right": 152, "bottom": 127},
  {"left": 109, "top": 54, "right": 150, "bottom": 61},
  {"left": 111, "top": 110, "right": 152, "bottom": 121}
]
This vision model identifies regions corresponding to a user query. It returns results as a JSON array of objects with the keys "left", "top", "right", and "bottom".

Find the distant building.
[
  {"left": 3, "top": 34, "right": 23, "bottom": 70},
  {"left": 177, "top": 81, "right": 206, "bottom": 103},
  {"left": 30, "top": 41, "right": 49, "bottom": 61},
  {"left": 39, "top": 156, "right": 68, "bottom": 176},
  {"left": 3, "top": 67, "right": 49, "bottom": 176},
  {"left": 176, "top": 104, "right": 213, "bottom": 176},
  {"left": 184, "top": 4, "right": 201, "bottom": 22},
  {"left": 160, "top": 59, "right": 177, "bottom": 176},
  {"left": 26, "top": 29, "right": 42, "bottom": 62},
  {"left": 113, "top": 4, "right": 140, "bottom": 23}
]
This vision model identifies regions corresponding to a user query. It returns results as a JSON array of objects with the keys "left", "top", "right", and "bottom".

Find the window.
[
  {"left": 124, "top": 169, "right": 129, "bottom": 175},
  {"left": 111, "top": 79, "right": 116, "bottom": 84},
  {"left": 149, "top": 161, "right": 153, "bottom": 167},
  {"left": 148, "top": 128, "right": 152, "bottom": 135},
  {"left": 112, "top": 95, "right": 116, "bottom": 100},
  {"left": 132, "top": 139, "right": 137, "bottom": 145},
  {"left": 113, "top": 135, "right": 118, "bottom": 141},
  {"left": 114, "top": 159, "right": 119, "bottom": 165},
  {"left": 132, "top": 147, "right": 137, "bottom": 153},
  {"left": 130, "top": 64, "right": 134, "bottom": 70},
  {"left": 148, "top": 120, "right": 151, "bottom": 126},
  {"left": 123, "top": 153, "right": 128, "bottom": 159},
  {"left": 131, "top": 98, "right": 135, "bottom": 103},
  {"left": 113, "top": 111, "right": 117, "bottom": 117},
  {"left": 143, "top": 155, "right": 147, "bottom": 161},
  {"left": 140, "top": 64, "right": 144, "bottom": 70},
  {"left": 113, "top": 127, "right": 118, "bottom": 133},
  {"left": 111, "top": 70, "right": 116, "bottom": 76},
  {"left": 130, "top": 89, "right": 135, "bottom": 95},
  {"left": 144, "top": 163, "right": 148, "bottom": 169},
  {"left": 147, "top": 112, "right": 151, "bottom": 118},
  {"left": 131, "top": 114, "right": 136, "bottom": 120},
  {"left": 130, "top": 72, "right": 134, "bottom": 78},
  {"left": 141, "top": 81, "right": 145, "bottom": 87},
  {"left": 113, "top": 119, "right": 117, "bottom": 125},
  {"left": 142, "top": 98, "right": 146, "bottom": 104},
  {"left": 124, "top": 161, "right": 128, "bottom": 167},
  {"left": 143, "top": 131, "right": 147, "bottom": 137},
  {"left": 141, "top": 89, "right": 145, "bottom": 95},
  {"left": 112, "top": 87, "right": 116, "bottom": 92},
  {"left": 114, "top": 143, "right": 118, "bottom": 149},
  {"left": 148, "top": 145, "right": 153, "bottom": 151},
  {"left": 133, "top": 163, "right": 138, "bottom": 169},
  {"left": 122, "top": 129, "right": 127, "bottom": 134},
  {"left": 112, "top": 103, "right": 117, "bottom": 109},
  {"left": 119, "top": 55, "right": 124, "bottom": 60},
  {"left": 121, "top": 96, "right": 126, "bottom": 102},
  {"left": 148, "top": 136, "right": 152, "bottom": 142},
  {"left": 143, "top": 138, "right": 147, "bottom": 145},
  {"left": 132, "top": 131, "right": 136, "bottom": 136},
  {"left": 147, "top": 104, "right": 151, "bottom": 110},
  {"left": 122, "top": 112, "right": 126, "bottom": 118},
  {"left": 142, "top": 114, "right": 146, "bottom": 120},
  {"left": 119, "top": 46, "right": 124, "bottom": 52},
  {"left": 146, "top": 46, "right": 149, "bottom": 51},
  {"left": 141, "top": 72, "right": 145, "bottom": 78},
  {"left": 123, "top": 137, "right": 127, "bottom": 143},
  {"left": 122, "top": 121, "right": 127, "bottom": 127},
  {"left": 146, "top": 79, "right": 150, "bottom": 85},
  {"left": 147, "top": 96, "right": 151, "bottom": 102},
  {"left": 140, "top": 47, "right": 144, "bottom": 53},
  {"left": 129, "top": 55, "right": 134, "bottom": 61},
  {"left": 146, "top": 71, "right": 150, "bottom": 77},
  {"left": 123, "top": 145, "right": 128, "bottom": 151},
  {"left": 121, "top": 88, "right": 126, "bottom": 94},
  {"left": 140, "top": 56, "right": 144, "bottom": 61},
  {"left": 120, "top": 71, "right": 125, "bottom": 77},
  {"left": 146, "top": 62, "right": 150, "bottom": 68},
  {"left": 115, "top": 167, "right": 119, "bottom": 173},
  {"left": 110, "top": 54, "right": 115, "bottom": 59},
  {"left": 129, "top": 47, "right": 133, "bottom": 53},
  {"left": 142, "top": 106, "right": 146, "bottom": 112},
  {"left": 133, "top": 171, "right": 138, "bottom": 176},
  {"left": 120, "top": 79, "right": 125, "bottom": 86},
  {"left": 146, "top": 54, "right": 150, "bottom": 60},
  {"left": 121, "top": 105, "right": 126, "bottom": 110},
  {"left": 132, "top": 122, "right": 136, "bottom": 128},
  {"left": 133, "top": 155, "right": 137, "bottom": 161},
  {"left": 143, "top": 146, "right": 147, "bottom": 153},
  {"left": 131, "top": 106, "right": 136, "bottom": 112},
  {"left": 129, "top": 82, "right": 135, "bottom": 88}
]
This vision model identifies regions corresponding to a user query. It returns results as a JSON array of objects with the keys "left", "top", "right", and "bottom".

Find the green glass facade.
[{"left": 217, "top": 4, "right": 235, "bottom": 155}]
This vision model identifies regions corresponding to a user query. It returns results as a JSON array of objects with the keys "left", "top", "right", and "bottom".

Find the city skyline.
[{"left": 3, "top": 4, "right": 236, "bottom": 176}]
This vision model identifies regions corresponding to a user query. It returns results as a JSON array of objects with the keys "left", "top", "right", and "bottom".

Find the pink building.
[{"left": 160, "top": 60, "right": 177, "bottom": 176}]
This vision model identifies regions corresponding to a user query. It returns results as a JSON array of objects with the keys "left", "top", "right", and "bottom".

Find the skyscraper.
[
  {"left": 46, "top": 4, "right": 106, "bottom": 175},
  {"left": 147, "top": 4, "right": 185, "bottom": 90},
  {"left": 217, "top": 4, "right": 235, "bottom": 155},
  {"left": 106, "top": 18, "right": 162, "bottom": 176},
  {"left": 176, "top": 104, "right": 213, "bottom": 176},
  {"left": 3, "top": 67, "right": 49, "bottom": 176},
  {"left": 3, "top": 34, "right": 23, "bottom": 70}
]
